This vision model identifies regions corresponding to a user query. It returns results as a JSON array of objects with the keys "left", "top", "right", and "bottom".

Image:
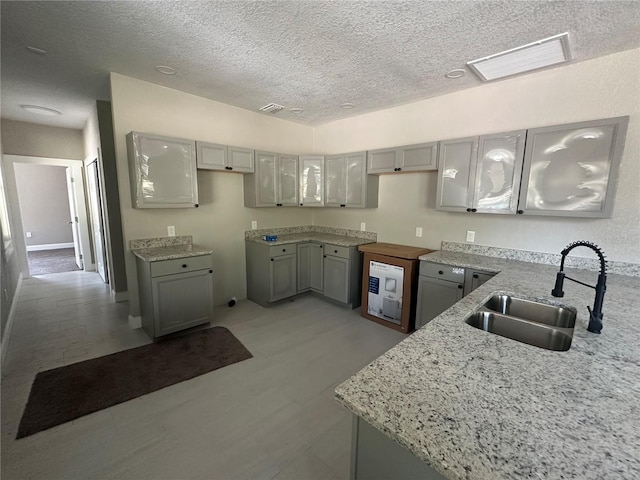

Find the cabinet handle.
[
  {"left": 438, "top": 270, "right": 444, "bottom": 275},
  {"left": 319, "top": 245, "right": 323, "bottom": 248},
  {"left": 282, "top": 249, "right": 286, "bottom": 252},
  {"left": 473, "top": 274, "right": 478, "bottom": 278},
  {"left": 471, "top": 208, "right": 477, "bottom": 213},
  {"left": 334, "top": 250, "right": 338, "bottom": 253},
  {"left": 466, "top": 208, "right": 472, "bottom": 212},
  {"left": 458, "top": 284, "right": 463, "bottom": 289},
  {"left": 517, "top": 210, "right": 524, "bottom": 214},
  {"left": 194, "top": 204, "right": 199, "bottom": 208},
  {"left": 397, "top": 167, "right": 402, "bottom": 172},
  {"left": 209, "top": 269, "right": 213, "bottom": 274},
  {"left": 276, "top": 203, "right": 283, "bottom": 207},
  {"left": 182, "top": 264, "right": 187, "bottom": 268},
  {"left": 323, "top": 255, "right": 327, "bottom": 258},
  {"left": 340, "top": 204, "right": 346, "bottom": 207},
  {"left": 300, "top": 203, "right": 303, "bottom": 206},
  {"left": 225, "top": 166, "right": 232, "bottom": 170},
  {"left": 270, "top": 258, "right": 274, "bottom": 261}
]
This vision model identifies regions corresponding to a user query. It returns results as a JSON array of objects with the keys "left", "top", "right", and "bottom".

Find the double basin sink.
[{"left": 466, "top": 294, "right": 577, "bottom": 351}]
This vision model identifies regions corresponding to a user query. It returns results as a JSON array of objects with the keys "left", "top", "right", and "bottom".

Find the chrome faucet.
[{"left": 551, "top": 241, "right": 607, "bottom": 334}]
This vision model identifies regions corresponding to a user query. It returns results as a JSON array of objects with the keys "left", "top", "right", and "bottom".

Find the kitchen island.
[{"left": 336, "top": 248, "right": 640, "bottom": 479}]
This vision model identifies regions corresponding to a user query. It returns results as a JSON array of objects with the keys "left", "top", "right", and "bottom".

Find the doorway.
[{"left": 86, "top": 159, "right": 109, "bottom": 283}]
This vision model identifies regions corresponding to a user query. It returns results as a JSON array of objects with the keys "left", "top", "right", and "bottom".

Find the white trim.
[
  {"left": 128, "top": 315, "right": 142, "bottom": 329},
  {"left": 112, "top": 290, "right": 128, "bottom": 303},
  {"left": 26, "top": 242, "right": 74, "bottom": 251},
  {"left": 1, "top": 272, "right": 23, "bottom": 371}
]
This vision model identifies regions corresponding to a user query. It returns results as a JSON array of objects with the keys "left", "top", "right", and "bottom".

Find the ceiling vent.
[
  {"left": 259, "top": 103, "right": 284, "bottom": 114},
  {"left": 467, "top": 32, "right": 571, "bottom": 82}
]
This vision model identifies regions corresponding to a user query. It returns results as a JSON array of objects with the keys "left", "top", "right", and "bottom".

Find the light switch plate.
[
  {"left": 360, "top": 222, "right": 366, "bottom": 231},
  {"left": 168, "top": 226, "right": 176, "bottom": 237},
  {"left": 416, "top": 227, "right": 423, "bottom": 237},
  {"left": 466, "top": 230, "right": 475, "bottom": 242},
  {"left": 26, "top": 231, "right": 32, "bottom": 238},
  {"left": 251, "top": 220, "right": 258, "bottom": 230}
]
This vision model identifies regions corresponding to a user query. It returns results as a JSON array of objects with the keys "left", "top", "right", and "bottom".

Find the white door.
[
  {"left": 87, "top": 161, "right": 108, "bottom": 282},
  {"left": 65, "top": 167, "right": 83, "bottom": 269}
]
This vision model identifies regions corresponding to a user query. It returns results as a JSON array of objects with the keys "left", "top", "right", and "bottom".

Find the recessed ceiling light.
[
  {"left": 20, "top": 105, "right": 61, "bottom": 116},
  {"left": 467, "top": 32, "right": 571, "bottom": 82},
  {"left": 290, "top": 108, "right": 303, "bottom": 114},
  {"left": 26, "top": 46, "right": 47, "bottom": 55},
  {"left": 340, "top": 103, "right": 354, "bottom": 109},
  {"left": 445, "top": 69, "right": 466, "bottom": 79},
  {"left": 155, "top": 65, "right": 177, "bottom": 75}
]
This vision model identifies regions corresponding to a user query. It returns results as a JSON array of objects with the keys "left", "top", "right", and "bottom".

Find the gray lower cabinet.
[
  {"left": 464, "top": 269, "right": 496, "bottom": 296},
  {"left": 415, "top": 262, "right": 465, "bottom": 329},
  {"left": 246, "top": 240, "right": 361, "bottom": 308},
  {"left": 246, "top": 242, "right": 297, "bottom": 307},
  {"left": 351, "top": 416, "right": 446, "bottom": 480},
  {"left": 323, "top": 244, "right": 362, "bottom": 308},
  {"left": 297, "top": 242, "right": 323, "bottom": 292},
  {"left": 136, "top": 255, "right": 214, "bottom": 339}
]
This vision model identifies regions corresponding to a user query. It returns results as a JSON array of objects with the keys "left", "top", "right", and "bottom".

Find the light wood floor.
[{"left": 1, "top": 271, "right": 406, "bottom": 480}]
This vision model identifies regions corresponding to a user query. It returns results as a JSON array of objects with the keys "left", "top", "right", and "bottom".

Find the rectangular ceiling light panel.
[
  {"left": 467, "top": 32, "right": 571, "bottom": 81},
  {"left": 259, "top": 103, "right": 284, "bottom": 114}
]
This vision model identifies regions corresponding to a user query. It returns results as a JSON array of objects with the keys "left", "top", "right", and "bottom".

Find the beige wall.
[
  {"left": 13, "top": 164, "right": 73, "bottom": 246},
  {"left": 110, "top": 73, "right": 315, "bottom": 314},
  {"left": 312, "top": 49, "right": 640, "bottom": 264},
  {"left": 1, "top": 119, "right": 84, "bottom": 160}
]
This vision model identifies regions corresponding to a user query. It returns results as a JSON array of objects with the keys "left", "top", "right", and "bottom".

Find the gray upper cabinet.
[
  {"left": 518, "top": 116, "right": 629, "bottom": 218},
  {"left": 299, "top": 156, "right": 324, "bottom": 207},
  {"left": 127, "top": 132, "right": 199, "bottom": 208},
  {"left": 367, "top": 142, "right": 438, "bottom": 174},
  {"left": 196, "top": 142, "right": 254, "bottom": 173},
  {"left": 244, "top": 151, "right": 298, "bottom": 207},
  {"left": 436, "top": 131, "right": 526, "bottom": 214},
  {"left": 326, "top": 151, "right": 379, "bottom": 208}
]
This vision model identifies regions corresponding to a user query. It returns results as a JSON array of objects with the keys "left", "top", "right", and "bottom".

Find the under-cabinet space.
[{"left": 126, "top": 131, "right": 199, "bottom": 208}]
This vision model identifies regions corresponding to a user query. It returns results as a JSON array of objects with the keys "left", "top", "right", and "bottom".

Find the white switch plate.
[
  {"left": 26, "top": 231, "right": 32, "bottom": 238},
  {"left": 415, "top": 227, "right": 423, "bottom": 237},
  {"left": 168, "top": 225, "right": 176, "bottom": 237},
  {"left": 360, "top": 222, "right": 366, "bottom": 231},
  {"left": 466, "top": 230, "right": 475, "bottom": 242},
  {"left": 251, "top": 220, "right": 258, "bottom": 230}
]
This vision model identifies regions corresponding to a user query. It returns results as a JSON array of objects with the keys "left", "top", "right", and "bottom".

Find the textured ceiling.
[{"left": 2, "top": 1, "right": 639, "bottom": 129}]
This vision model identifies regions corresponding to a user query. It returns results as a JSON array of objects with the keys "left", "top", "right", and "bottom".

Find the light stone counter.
[
  {"left": 245, "top": 225, "right": 376, "bottom": 248},
  {"left": 336, "top": 250, "right": 640, "bottom": 480},
  {"left": 130, "top": 236, "right": 213, "bottom": 262}
]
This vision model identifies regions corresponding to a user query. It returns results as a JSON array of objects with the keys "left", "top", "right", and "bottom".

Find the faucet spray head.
[{"left": 551, "top": 271, "right": 565, "bottom": 297}]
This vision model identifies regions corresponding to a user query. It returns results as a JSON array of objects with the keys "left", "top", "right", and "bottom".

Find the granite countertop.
[
  {"left": 245, "top": 232, "right": 375, "bottom": 248},
  {"left": 132, "top": 244, "right": 213, "bottom": 262},
  {"left": 336, "top": 250, "right": 640, "bottom": 480}
]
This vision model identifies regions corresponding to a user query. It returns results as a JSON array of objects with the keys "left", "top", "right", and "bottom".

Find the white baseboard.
[
  {"left": 112, "top": 290, "right": 128, "bottom": 303},
  {"left": 27, "top": 242, "right": 74, "bottom": 252},
  {"left": 1, "top": 272, "right": 24, "bottom": 372},
  {"left": 128, "top": 315, "right": 142, "bottom": 329}
]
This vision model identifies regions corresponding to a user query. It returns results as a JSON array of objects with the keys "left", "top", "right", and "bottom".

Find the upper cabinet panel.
[
  {"left": 196, "top": 142, "right": 254, "bottom": 173},
  {"left": 299, "top": 156, "right": 325, "bottom": 207},
  {"left": 127, "top": 132, "right": 198, "bottom": 208},
  {"left": 435, "top": 137, "right": 477, "bottom": 212},
  {"left": 367, "top": 142, "right": 438, "bottom": 174},
  {"left": 518, "top": 116, "right": 629, "bottom": 217}
]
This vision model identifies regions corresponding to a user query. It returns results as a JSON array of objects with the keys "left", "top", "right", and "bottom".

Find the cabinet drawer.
[
  {"left": 150, "top": 255, "right": 213, "bottom": 277},
  {"left": 324, "top": 244, "right": 350, "bottom": 259},
  {"left": 269, "top": 244, "right": 296, "bottom": 257},
  {"left": 419, "top": 261, "right": 465, "bottom": 282}
]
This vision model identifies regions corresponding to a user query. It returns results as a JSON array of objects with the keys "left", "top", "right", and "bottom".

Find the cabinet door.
[
  {"left": 270, "top": 253, "right": 297, "bottom": 301},
  {"left": 398, "top": 142, "right": 438, "bottom": 172},
  {"left": 415, "top": 276, "right": 464, "bottom": 329},
  {"left": 277, "top": 154, "right": 299, "bottom": 206},
  {"left": 297, "top": 243, "right": 311, "bottom": 292},
  {"left": 325, "top": 154, "right": 346, "bottom": 206},
  {"left": 127, "top": 132, "right": 198, "bottom": 208},
  {"left": 518, "top": 116, "right": 629, "bottom": 217},
  {"left": 472, "top": 131, "right": 525, "bottom": 214},
  {"left": 228, "top": 146, "right": 254, "bottom": 173},
  {"left": 254, "top": 151, "right": 277, "bottom": 206},
  {"left": 464, "top": 270, "right": 496, "bottom": 296},
  {"left": 309, "top": 243, "right": 324, "bottom": 292},
  {"left": 299, "top": 156, "right": 325, "bottom": 206},
  {"left": 196, "top": 141, "right": 227, "bottom": 170},
  {"left": 323, "top": 255, "right": 350, "bottom": 304},
  {"left": 367, "top": 148, "right": 397, "bottom": 174},
  {"left": 435, "top": 137, "right": 478, "bottom": 212},
  {"left": 152, "top": 269, "right": 213, "bottom": 336},
  {"left": 345, "top": 152, "right": 367, "bottom": 208}
]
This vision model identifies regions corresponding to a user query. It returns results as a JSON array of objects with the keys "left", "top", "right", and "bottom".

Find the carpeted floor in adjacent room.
[{"left": 27, "top": 248, "right": 80, "bottom": 275}]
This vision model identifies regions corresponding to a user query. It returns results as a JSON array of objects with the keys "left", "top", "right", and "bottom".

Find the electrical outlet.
[
  {"left": 415, "top": 227, "right": 423, "bottom": 237},
  {"left": 168, "top": 225, "right": 176, "bottom": 237},
  {"left": 360, "top": 222, "right": 366, "bottom": 231},
  {"left": 251, "top": 220, "right": 258, "bottom": 230},
  {"left": 466, "top": 230, "right": 475, "bottom": 242},
  {"left": 26, "top": 231, "right": 32, "bottom": 238}
]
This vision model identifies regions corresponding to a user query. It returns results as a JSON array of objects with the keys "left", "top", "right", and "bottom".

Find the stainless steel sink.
[
  {"left": 483, "top": 294, "right": 577, "bottom": 328},
  {"left": 465, "top": 295, "right": 577, "bottom": 351}
]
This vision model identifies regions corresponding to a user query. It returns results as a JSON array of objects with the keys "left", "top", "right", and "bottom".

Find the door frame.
[
  {"left": 2, "top": 154, "right": 95, "bottom": 278},
  {"left": 86, "top": 158, "right": 109, "bottom": 282}
]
